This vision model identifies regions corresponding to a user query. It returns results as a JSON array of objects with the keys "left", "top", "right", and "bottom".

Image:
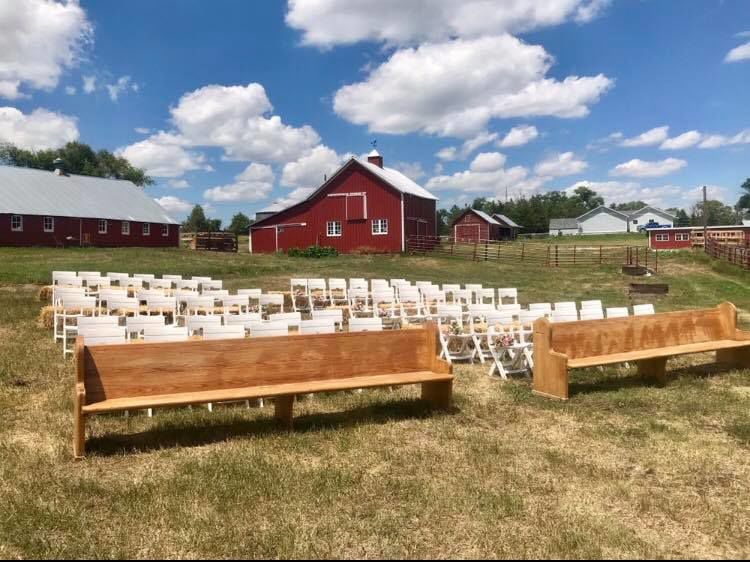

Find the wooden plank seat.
[
  {"left": 74, "top": 322, "right": 452, "bottom": 458},
  {"left": 533, "top": 302, "right": 750, "bottom": 400}
]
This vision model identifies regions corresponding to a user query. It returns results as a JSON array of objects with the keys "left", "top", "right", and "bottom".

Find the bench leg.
[
  {"left": 73, "top": 412, "right": 86, "bottom": 459},
  {"left": 717, "top": 347, "right": 750, "bottom": 369},
  {"left": 637, "top": 357, "right": 668, "bottom": 386},
  {"left": 274, "top": 395, "right": 294, "bottom": 430},
  {"left": 421, "top": 380, "right": 452, "bottom": 410}
]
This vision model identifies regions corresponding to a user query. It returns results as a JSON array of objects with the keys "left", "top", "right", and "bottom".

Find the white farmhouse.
[
  {"left": 548, "top": 205, "right": 676, "bottom": 235},
  {"left": 626, "top": 206, "right": 675, "bottom": 230},
  {"left": 577, "top": 206, "right": 629, "bottom": 234}
]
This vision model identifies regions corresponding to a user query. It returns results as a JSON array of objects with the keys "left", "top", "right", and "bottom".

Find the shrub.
[{"left": 287, "top": 245, "right": 338, "bottom": 258}]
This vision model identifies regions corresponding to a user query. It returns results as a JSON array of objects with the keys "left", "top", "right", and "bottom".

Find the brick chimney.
[{"left": 367, "top": 149, "right": 383, "bottom": 168}]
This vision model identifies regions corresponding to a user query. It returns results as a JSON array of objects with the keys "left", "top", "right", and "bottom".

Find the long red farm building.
[
  {"left": 0, "top": 162, "right": 179, "bottom": 248},
  {"left": 250, "top": 151, "right": 438, "bottom": 253}
]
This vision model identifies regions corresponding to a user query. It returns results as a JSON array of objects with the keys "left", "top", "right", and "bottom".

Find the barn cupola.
[
  {"left": 53, "top": 158, "right": 65, "bottom": 176},
  {"left": 367, "top": 149, "right": 383, "bottom": 168}
]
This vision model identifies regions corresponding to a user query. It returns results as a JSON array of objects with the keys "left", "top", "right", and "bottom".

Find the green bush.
[{"left": 287, "top": 245, "right": 339, "bottom": 258}]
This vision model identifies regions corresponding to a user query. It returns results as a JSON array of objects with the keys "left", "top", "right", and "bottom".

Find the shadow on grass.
[
  {"left": 86, "top": 398, "right": 459, "bottom": 458},
  {"left": 568, "top": 361, "right": 737, "bottom": 398}
]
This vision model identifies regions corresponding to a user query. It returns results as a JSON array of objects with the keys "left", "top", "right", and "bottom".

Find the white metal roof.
[
  {"left": 0, "top": 165, "right": 177, "bottom": 224},
  {"left": 471, "top": 209, "right": 500, "bottom": 225},
  {"left": 493, "top": 213, "right": 521, "bottom": 228},
  {"left": 356, "top": 158, "right": 438, "bottom": 200}
]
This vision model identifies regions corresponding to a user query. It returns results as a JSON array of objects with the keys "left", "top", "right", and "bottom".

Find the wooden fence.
[
  {"left": 407, "top": 235, "right": 658, "bottom": 271},
  {"left": 704, "top": 238, "right": 750, "bottom": 270},
  {"left": 190, "top": 232, "right": 238, "bottom": 253}
]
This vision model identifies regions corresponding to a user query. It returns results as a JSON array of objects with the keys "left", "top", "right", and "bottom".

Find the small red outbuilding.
[{"left": 249, "top": 151, "right": 438, "bottom": 253}]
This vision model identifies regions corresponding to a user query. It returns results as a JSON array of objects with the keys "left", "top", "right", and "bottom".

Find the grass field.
[{"left": 1, "top": 245, "right": 749, "bottom": 558}]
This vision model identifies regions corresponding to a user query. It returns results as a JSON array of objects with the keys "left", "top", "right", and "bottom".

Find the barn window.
[
  {"left": 98, "top": 219, "right": 107, "bottom": 234},
  {"left": 372, "top": 218, "right": 388, "bottom": 235},
  {"left": 43, "top": 216, "right": 54, "bottom": 232},
  {"left": 326, "top": 221, "right": 342, "bottom": 237},
  {"left": 161, "top": 224, "right": 169, "bottom": 237},
  {"left": 655, "top": 233, "right": 669, "bottom": 241},
  {"left": 11, "top": 215, "right": 22, "bottom": 232},
  {"left": 121, "top": 221, "right": 130, "bottom": 235},
  {"left": 143, "top": 223, "right": 150, "bottom": 236},
  {"left": 675, "top": 233, "right": 689, "bottom": 241}
]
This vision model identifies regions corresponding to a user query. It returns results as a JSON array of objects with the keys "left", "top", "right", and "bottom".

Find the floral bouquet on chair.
[{"left": 494, "top": 333, "right": 515, "bottom": 349}]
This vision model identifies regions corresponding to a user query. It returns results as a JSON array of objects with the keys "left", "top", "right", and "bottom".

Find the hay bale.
[
  {"left": 38, "top": 285, "right": 53, "bottom": 302},
  {"left": 38, "top": 306, "right": 56, "bottom": 329}
]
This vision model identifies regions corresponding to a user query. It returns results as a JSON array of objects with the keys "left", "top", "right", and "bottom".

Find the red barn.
[
  {"left": 451, "top": 208, "right": 502, "bottom": 242},
  {"left": 249, "top": 151, "right": 438, "bottom": 253},
  {"left": 648, "top": 225, "right": 750, "bottom": 250},
  {"left": 0, "top": 163, "right": 179, "bottom": 248}
]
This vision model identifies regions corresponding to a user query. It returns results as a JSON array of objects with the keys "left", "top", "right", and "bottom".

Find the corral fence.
[
  {"left": 407, "top": 235, "right": 658, "bottom": 271},
  {"left": 190, "top": 231, "right": 239, "bottom": 253},
  {"left": 705, "top": 238, "right": 750, "bottom": 270}
]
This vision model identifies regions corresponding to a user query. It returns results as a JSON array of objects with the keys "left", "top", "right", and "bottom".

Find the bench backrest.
[
  {"left": 536, "top": 303, "right": 737, "bottom": 360},
  {"left": 77, "top": 323, "right": 443, "bottom": 405}
]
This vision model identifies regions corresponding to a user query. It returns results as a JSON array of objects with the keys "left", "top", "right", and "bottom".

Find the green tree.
[
  {"left": 570, "top": 185, "right": 604, "bottom": 211},
  {"left": 207, "top": 218, "right": 222, "bottom": 232},
  {"left": 0, "top": 141, "right": 153, "bottom": 186},
  {"left": 227, "top": 212, "right": 252, "bottom": 235},
  {"left": 737, "top": 178, "right": 750, "bottom": 217},
  {"left": 611, "top": 200, "right": 648, "bottom": 211},
  {"left": 673, "top": 209, "right": 690, "bottom": 227},
  {"left": 690, "top": 200, "right": 736, "bottom": 226},
  {"left": 183, "top": 205, "right": 209, "bottom": 233}
]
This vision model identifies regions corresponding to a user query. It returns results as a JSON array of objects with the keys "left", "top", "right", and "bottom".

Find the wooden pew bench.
[
  {"left": 533, "top": 302, "right": 750, "bottom": 400},
  {"left": 74, "top": 322, "right": 452, "bottom": 458}
]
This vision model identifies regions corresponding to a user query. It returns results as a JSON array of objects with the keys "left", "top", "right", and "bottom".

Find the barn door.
[
  {"left": 455, "top": 224, "right": 480, "bottom": 243},
  {"left": 347, "top": 193, "right": 366, "bottom": 221}
]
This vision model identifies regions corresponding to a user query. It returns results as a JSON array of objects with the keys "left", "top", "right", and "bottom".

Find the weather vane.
[{"left": 370, "top": 139, "right": 377, "bottom": 149}]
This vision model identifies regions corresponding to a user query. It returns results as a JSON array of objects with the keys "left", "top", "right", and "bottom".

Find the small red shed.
[
  {"left": 648, "top": 225, "right": 750, "bottom": 250},
  {"left": 249, "top": 151, "right": 438, "bottom": 253},
  {"left": 451, "top": 208, "right": 503, "bottom": 242},
  {"left": 0, "top": 163, "right": 179, "bottom": 248}
]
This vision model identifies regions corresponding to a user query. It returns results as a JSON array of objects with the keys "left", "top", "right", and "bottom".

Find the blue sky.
[{"left": 1, "top": 0, "right": 749, "bottom": 224}]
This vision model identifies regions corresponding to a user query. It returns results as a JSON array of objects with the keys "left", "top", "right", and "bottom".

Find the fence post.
[
  {"left": 555, "top": 245, "right": 559, "bottom": 267},
  {"left": 546, "top": 245, "right": 550, "bottom": 267},
  {"left": 599, "top": 245, "right": 602, "bottom": 265},
  {"left": 472, "top": 242, "right": 477, "bottom": 261},
  {"left": 521, "top": 243, "right": 525, "bottom": 262}
]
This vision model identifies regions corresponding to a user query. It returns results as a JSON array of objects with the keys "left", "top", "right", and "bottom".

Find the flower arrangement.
[{"left": 495, "top": 333, "right": 515, "bottom": 349}]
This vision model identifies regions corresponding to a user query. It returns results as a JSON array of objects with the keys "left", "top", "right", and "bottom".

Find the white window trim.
[
  {"left": 675, "top": 233, "right": 689, "bottom": 241},
  {"left": 372, "top": 218, "right": 388, "bottom": 235},
  {"left": 161, "top": 224, "right": 169, "bottom": 237},
  {"left": 43, "top": 216, "right": 54, "bottom": 233},
  {"left": 98, "top": 219, "right": 108, "bottom": 234},
  {"left": 11, "top": 215, "right": 23, "bottom": 232},
  {"left": 121, "top": 221, "right": 130, "bottom": 235},
  {"left": 143, "top": 223, "right": 150, "bottom": 236},
  {"left": 326, "top": 221, "right": 342, "bottom": 237},
  {"left": 655, "top": 233, "right": 669, "bottom": 241}
]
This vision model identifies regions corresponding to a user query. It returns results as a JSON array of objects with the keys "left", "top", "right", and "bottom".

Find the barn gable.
[{"left": 577, "top": 205, "right": 629, "bottom": 234}]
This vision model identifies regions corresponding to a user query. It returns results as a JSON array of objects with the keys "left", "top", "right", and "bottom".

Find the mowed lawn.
[{"left": 1, "top": 246, "right": 749, "bottom": 558}]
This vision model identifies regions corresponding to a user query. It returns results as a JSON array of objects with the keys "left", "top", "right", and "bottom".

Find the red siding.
[
  {"left": 251, "top": 162, "right": 435, "bottom": 254},
  {"left": 648, "top": 230, "right": 692, "bottom": 250},
  {"left": 0, "top": 214, "right": 179, "bottom": 247},
  {"left": 648, "top": 226, "right": 750, "bottom": 249},
  {"left": 451, "top": 211, "right": 499, "bottom": 242},
  {"left": 404, "top": 193, "right": 437, "bottom": 240}
]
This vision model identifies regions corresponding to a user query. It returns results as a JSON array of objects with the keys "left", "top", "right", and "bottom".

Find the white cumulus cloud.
[
  {"left": 286, "top": 0, "right": 610, "bottom": 47},
  {"left": 105, "top": 75, "right": 138, "bottom": 102},
  {"left": 660, "top": 130, "right": 702, "bottom": 150},
  {"left": 725, "top": 41, "right": 750, "bottom": 63},
  {"left": 534, "top": 151, "right": 587, "bottom": 177},
  {"left": 155, "top": 195, "right": 193, "bottom": 216},
  {"left": 610, "top": 158, "right": 686, "bottom": 178},
  {"left": 0, "top": 0, "right": 92, "bottom": 99},
  {"left": 498, "top": 124, "right": 539, "bottom": 147},
  {"left": 203, "top": 163, "right": 275, "bottom": 203},
  {"left": 263, "top": 187, "right": 315, "bottom": 212},
  {"left": 333, "top": 35, "right": 612, "bottom": 138},
  {"left": 82, "top": 75, "right": 96, "bottom": 94},
  {"left": 563, "top": 180, "right": 683, "bottom": 208},
  {"left": 426, "top": 155, "right": 529, "bottom": 195},
  {"left": 280, "top": 145, "right": 349, "bottom": 188},
  {"left": 469, "top": 152, "right": 507, "bottom": 173},
  {"left": 0, "top": 106, "right": 78, "bottom": 150},
  {"left": 620, "top": 126, "right": 669, "bottom": 147},
  {"left": 117, "top": 131, "right": 212, "bottom": 178}
]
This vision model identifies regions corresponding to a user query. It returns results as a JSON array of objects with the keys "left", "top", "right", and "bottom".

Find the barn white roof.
[
  {"left": 356, "top": 158, "right": 438, "bottom": 200},
  {"left": 0, "top": 165, "right": 177, "bottom": 224}
]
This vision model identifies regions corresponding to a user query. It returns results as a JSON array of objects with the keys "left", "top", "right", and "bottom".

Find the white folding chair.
[
  {"left": 52, "top": 270, "right": 77, "bottom": 283},
  {"left": 78, "top": 325, "right": 127, "bottom": 347},
  {"left": 478, "top": 288, "right": 496, "bottom": 306},
  {"left": 442, "top": 284, "right": 461, "bottom": 304},
  {"left": 202, "top": 324, "right": 245, "bottom": 340},
  {"left": 633, "top": 304, "right": 655, "bottom": 316},
  {"left": 349, "top": 278, "right": 368, "bottom": 291},
  {"left": 606, "top": 307, "right": 629, "bottom": 318},
  {"left": 106, "top": 272, "right": 130, "bottom": 286},
  {"left": 421, "top": 288, "right": 446, "bottom": 316},
  {"left": 59, "top": 296, "right": 97, "bottom": 354},
  {"left": 290, "top": 278, "right": 309, "bottom": 312},
  {"left": 348, "top": 288, "right": 371, "bottom": 316},
  {"left": 221, "top": 295, "right": 250, "bottom": 315},
  {"left": 327, "top": 278, "right": 348, "bottom": 306},
  {"left": 554, "top": 301, "right": 577, "bottom": 312},
  {"left": 249, "top": 321, "right": 290, "bottom": 337},
  {"left": 348, "top": 317, "right": 383, "bottom": 332},
  {"left": 176, "top": 279, "right": 200, "bottom": 292},
  {"left": 237, "top": 289, "right": 262, "bottom": 311},
  {"left": 497, "top": 288, "right": 518, "bottom": 305},
  {"left": 398, "top": 287, "right": 426, "bottom": 323},
  {"left": 77, "top": 272, "right": 101, "bottom": 287},
  {"left": 269, "top": 312, "right": 302, "bottom": 329},
  {"left": 312, "top": 308, "right": 344, "bottom": 330},
  {"left": 486, "top": 323, "right": 533, "bottom": 379},
  {"left": 528, "top": 303, "right": 552, "bottom": 317},
  {"left": 370, "top": 279, "right": 390, "bottom": 293},
  {"left": 223, "top": 312, "right": 263, "bottom": 333},
  {"left": 200, "top": 280, "right": 223, "bottom": 292},
  {"left": 143, "top": 325, "right": 189, "bottom": 342},
  {"left": 149, "top": 279, "right": 173, "bottom": 291},
  {"left": 132, "top": 274, "right": 155, "bottom": 287},
  {"left": 579, "top": 308, "right": 604, "bottom": 321},
  {"left": 126, "top": 315, "right": 167, "bottom": 340},
  {"left": 580, "top": 299, "right": 603, "bottom": 310},
  {"left": 299, "top": 318, "right": 336, "bottom": 335},
  {"left": 307, "top": 279, "right": 328, "bottom": 310},
  {"left": 435, "top": 305, "right": 473, "bottom": 364},
  {"left": 372, "top": 289, "right": 398, "bottom": 319},
  {"left": 192, "top": 276, "right": 212, "bottom": 285},
  {"left": 465, "top": 284, "right": 483, "bottom": 304},
  {"left": 259, "top": 293, "right": 284, "bottom": 315},
  {"left": 498, "top": 303, "right": 522, "bottom": 318},
  {"left": 389, "top": 279, "right": 407, "bottom": 288},
  {"left": 162, "top": 274, "right": 182, "bottom": 282},
  {"left": 146, "top": 296, "right": 177, "bottom": 317},
  {"left": 187, "top": 314, "right": 222, "bottom": 336},
  {"left": 551, "top": 310, "right": 579, "bottom": 323},
  {"left": 122, "top": 277, "right": 144, "bottom": 290},
  {"left": 185, "top": 295, "right": 215, "bottom": 315},
  {"left": 85, "top": 275, "right": 111, "bottom": 297}
]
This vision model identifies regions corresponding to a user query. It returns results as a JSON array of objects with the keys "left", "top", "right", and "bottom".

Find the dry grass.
[{"left": 1, "top": 248, "right": 749, "bottom": 558}]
